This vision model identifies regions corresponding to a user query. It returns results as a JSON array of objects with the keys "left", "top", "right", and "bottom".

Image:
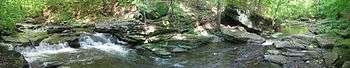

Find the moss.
[
  {"left": 2, "top": 30, "right": 49, "bottom": 44},
  {"left": 41, "top": 33, "right": 80, "bottom": 45},
  {"left": 337, "top": 39, "right": 350, "bottom": 47},
  {"left": 281, "top": 25, "right": 309, "bottom": 35},
  {"left": 0, "top": 45, "right": 27, "bottom": 68}
]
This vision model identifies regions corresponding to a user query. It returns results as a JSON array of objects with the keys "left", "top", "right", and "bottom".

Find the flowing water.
[{"left": 15, "top": 33, "right": 242, "bottom": 68}]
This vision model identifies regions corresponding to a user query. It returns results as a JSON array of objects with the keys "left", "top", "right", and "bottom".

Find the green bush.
[
  {"left": 319, "top": 0, "right": 350, "bottom": 18},
  {"left": 0, "top": 0, "right": 46, "bottom": 34}
]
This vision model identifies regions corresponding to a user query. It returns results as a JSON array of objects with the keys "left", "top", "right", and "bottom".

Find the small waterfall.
[
  {"left": 16, "top": 43, "right": 76, "bottom": 63},
  {"left": 79, "top": 33, "right": 129, "bottom": 54},
  {"left": 16, "top": 33, "right": 130, "bottom": 67}
]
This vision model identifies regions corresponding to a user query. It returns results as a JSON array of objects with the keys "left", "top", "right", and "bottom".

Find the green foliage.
[
  {"left": 0, "top": 0, "right": 26, "bottom": 34},
  {"left": 338, "top": 39, "right": 350, "bottom": 47},
  {"left": 317, "top": 0, "right": 350, "bottom": 36},
  {"left": 281, "top": 24, "right": 309, "bottom": 35},
  {"left": 318, "top": 19, "right": 350, "bottom": 36},
  {"left": 319, "top": 0, "right": 350, "bottom": 18},
  {"left": 225, "top": 0, "right": 317, "bottom": 21},
  {"left": 0, "top": 0, "right": 45, "bottom": 34}
]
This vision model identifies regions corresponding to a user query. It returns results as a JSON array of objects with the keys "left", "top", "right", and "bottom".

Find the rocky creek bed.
[{"left": 0, "top": 13, "right": 347, "bottom": 68}]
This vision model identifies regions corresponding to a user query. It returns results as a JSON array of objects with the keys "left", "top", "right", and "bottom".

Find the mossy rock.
[
  {"left": 281, "top": 24, "right": 309, "bottom": 35},
  {"left": 338, "top": 39, "right": 350, "bottom": 47},
  {"left": 2, "top": 30, "right": 49, "bottom": 45},
  {"left": 0, "top": 45, "right": 28, "bottom": 68},
  {"left": 41, "top": 33, "right": 80, "bottom": 45},
  {"left": 143, "top": 34, "right": 212, "bottom": 56}
]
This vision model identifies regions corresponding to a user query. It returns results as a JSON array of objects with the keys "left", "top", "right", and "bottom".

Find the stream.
[{"left": 15, "top": 33, "right": 243, "bottom": 68}]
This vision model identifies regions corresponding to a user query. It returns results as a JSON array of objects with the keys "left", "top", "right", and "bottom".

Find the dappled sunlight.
[
  {"left": 173, "top": 34, "right": 187, "bottom": 40},
  {"left": 144, "top": 25, "right": 156, "bottom": 35}
]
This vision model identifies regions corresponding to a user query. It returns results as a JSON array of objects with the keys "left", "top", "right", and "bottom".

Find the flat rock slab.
[{"left": 264, "top": 55, "right": 288, "bottom": 64}]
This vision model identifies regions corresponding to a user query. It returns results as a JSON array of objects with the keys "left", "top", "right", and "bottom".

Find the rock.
[
  {"left": 264, "top": 55, "right": 288, "bottom": 64},
  {"left": 2, "top": 30, "right": 49, "bottom": 46},
  {"left": 252, "top": 62, "right": 281, "bottom": 68},
  {"left": 41, "top": 33, "right": 80, "bottom": 45},
  {"left": 143, "top": 44, "right": 172, "bottom": 56},
  {"left": 16, "top": 23, "right": 41, "bottom": 31},
  {"left": 0, "top": 45, "right": 28, "bottom": 68},
  {"left": 171, "top": 47, "right": 188, "bottom": 53},
  {"left": 267, "top": 50, "right": 281, "bottom": 55},
  {"left": 282, "top": 52, "right": 305, "bottom": 57},
  {"left": 95, "top": 19, "right": 145, "bottom": 44},
  {"left": 274, "top": 41, "right": 305, "bottom": 49},
  {"left": 221, "top": 8, "right": 274, "bottom": 34},
  {"left": 282, "top": 35, "right": 317, "bottom": 46},
  {"left": 271, "top": 33, "right": 284, "bottom": 38},
  {"left": 68, "top": 38, "right": 80, "bottom": 48},
  {"left": 262, "top": 39, "right": 274, "bottom": 46},
  {"left": 143, "top": 34, "right": 211, "bottom": 56},
  {"left": 323, "top": 51, "right": 338, "bottom": 66},
  {"left": 316, "top": 35, "right": 336, "bottom": 48},
  {"left": 46, "top": 26, "right": 72, "bottom": 34},
  {"left": 41, "top": 62, "right": 63, "bottom": 68},
  {"left": 343, "top": 61, "right": 350, "bottom": 68},
  {"left": 221, "top": 27, "right": 265, "bottom": 44}
]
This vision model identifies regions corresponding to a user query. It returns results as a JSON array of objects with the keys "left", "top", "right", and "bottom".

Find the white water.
[{"left": 16, "top": 33, "right": 130, "bottom": 64}]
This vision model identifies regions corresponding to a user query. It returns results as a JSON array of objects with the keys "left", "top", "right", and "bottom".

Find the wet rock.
[
  {"left": 267, "top": 50, "right": 281, "bottom": 55},
  {"left": 262, "top": 39, "right": 275, "bottom": 46},
  {"left": 0, "top": 45, "right": 28, "bottom": 68},
  {"left": 143, "top": 34, "right": 211, "bottom": 56},
  {"left": 274, "top": 41, "right": 305, "bottom": 49},
  {"left": 171, "top": 47, "right": 188, "bottom": 53},
  {"left": 264, "top": 55, "right": 288, "bottom": 64},
  {"left": 220, "top": 27, "right": 265, "bottom": 44},
  {"left": 143, "top": 44, "right": 172, "bottom": 56},
  {"left": 283, "top": 61, "right": 323, "bottom": 68},
  {"left": 343, "top": 61, "right": 350, "bottom": 68},
  {"left": 68, "top": 38, "right": 80, "bottom": 48},
  {"left": 41, "top": 33, "right": 80, "bottom": 45},
  {"left": 46, "top": 26, "right": 72, "bottom": 34},
  {"left": 282, "top": 52, "right": 305, "bottom": 57},
  {"left": 95, "top": 20, "right": 145, "bottom": 44},
  {"left": 252, "top": 62, "right": 281, "bottom": 68}
]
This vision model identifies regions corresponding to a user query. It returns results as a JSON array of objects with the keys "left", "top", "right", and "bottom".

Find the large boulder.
[
  {"left": 220, "top": 26, "right": 265, "bottom": 44},
  {"left": 0, "top": 45, "right": 28, "bottom": 68},
  {"left": 95, "top": 19, "right": 146, "bottom": 44},
  {"left": 41, "top": 33, "right": 80, "bottom": 45},
  {"left": 315, "top": 34, "right": 336, "bottom": 48},
  {"left": 274, "top": 35, "right": 317, "bottom": 49},
  {"left": 221, "top": 6, "right": 274, "bottom": 34},
  {"left": 143, "top": 34, "right": 212, "bottom": 56}
]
